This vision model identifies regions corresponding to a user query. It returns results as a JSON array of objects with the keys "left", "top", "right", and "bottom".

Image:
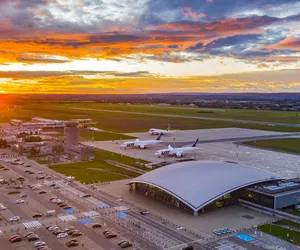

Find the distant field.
[
  {"left": 258, "top": 223, "right": 300, "bottom": 246},
  {"left": 71, "top": 103, "right": 300, "bottom": 124},
  {"left": 1, "top": 103, "right": 300, "bottom": 133},
  {"left": 244, "top": 138, "right": 300, "bottom": 154},
  {"left": 49, "top": 148, "right": 149, "bottom": 184},
  {"left": 80, "top": 131, "right": 135, "bottom": 141}
]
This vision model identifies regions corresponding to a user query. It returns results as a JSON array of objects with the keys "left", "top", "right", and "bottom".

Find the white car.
[
  {"left": 9, "top": 216, "right": 20, "bottom": 222},
  {"left": 52, "top": 199, "right": 62, "bottom": 204},
  {"left": 48, "top": 226, "right": 59, "bottom": 231},
  {"left": 0, "top": 206, "right": 7, "bottom": 211},
  {"left": 57, "top": 233, "right": 68, "bottom": 238},
  {"left": 176, "top": 226, "right": 184, "bottom": 230},
  {"left": 15, "top": 199, "right": 25, "bottom": 204},
  {"left": 34, "top": 241, "right": 46, "bottom": 247},
  {"left": 64, "top": 226, "right": 75, "bottom": 231}
]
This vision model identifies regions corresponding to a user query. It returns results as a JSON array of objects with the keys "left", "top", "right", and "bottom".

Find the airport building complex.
[
  {"left": 128, "top": 161, "right": 300, "bottom": 216},
  {"left": 64, "top": 121, "right": 94, "bottom": 160}
]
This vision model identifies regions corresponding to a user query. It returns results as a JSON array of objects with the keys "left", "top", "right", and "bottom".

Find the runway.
[{"left": 73, "top": 107, "right": 300, "bottom": 128}]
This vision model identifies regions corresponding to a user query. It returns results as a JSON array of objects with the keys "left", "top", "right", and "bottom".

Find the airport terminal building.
[{"left": 128, "top": 161, "right": 300, "bottom": 216}]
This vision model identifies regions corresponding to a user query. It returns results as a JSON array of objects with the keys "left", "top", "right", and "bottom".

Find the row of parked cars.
[
  {"left": 8, "top": 232, "right": 51, "bottom": 250},
  {"left": 50, "top": 196, "right": 72, "bottom": 210},
  {"left": 46, "top": 225, "right": 83, "bottom": 241},
  {"left": 213, "top": 227, "right": 233, "bottom": 236}
]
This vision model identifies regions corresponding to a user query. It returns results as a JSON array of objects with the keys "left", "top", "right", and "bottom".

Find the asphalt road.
[{"left": 72, "top": 107, "right": 300, "bottom": 128}]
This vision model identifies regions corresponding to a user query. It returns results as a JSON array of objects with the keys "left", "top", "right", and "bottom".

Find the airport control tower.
[{"left": 64, "top": 121, "right": 79, "bottom": 145}]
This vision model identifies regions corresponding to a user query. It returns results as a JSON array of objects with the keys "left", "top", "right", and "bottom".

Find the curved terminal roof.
[{"left": 128, "top": 161, "right": 281, "bottom": 211}]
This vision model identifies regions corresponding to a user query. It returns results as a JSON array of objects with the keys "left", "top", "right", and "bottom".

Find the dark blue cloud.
[{"left": 141, "top": 0, "right": 300, "bottom": 25}]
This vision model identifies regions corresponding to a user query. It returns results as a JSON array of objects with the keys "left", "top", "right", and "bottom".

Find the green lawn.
[
  {"left": 244, "top": 138, "right": 300, "bottom": 154},
  {"left": 1, "top": 103, "right": 300, "bottom": 133},
  {"left": 71, "top": 103, "right": 300, "bottom": 124},
  {"left": 80, "top": 131, "right": 135, "bottom": 141},
  {"left": 258, "top": 223, "right": 300, "bottom": 246},
  {"left": 94, "top": 148, "right": 149, "bottom": 170},
  {"left": 49, "top": 165, "right": 126, "bottom": 184},
  {"left": 49, "top": 148, "right": 149, "bottom": 184}
]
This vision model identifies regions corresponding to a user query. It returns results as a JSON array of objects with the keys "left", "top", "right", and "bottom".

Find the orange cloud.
[
  {"left": 268, "top": 36, "right": 300, "bottom": 50},
  {"left": 1, "top": 70, "right": 299, "bottom": 94}
]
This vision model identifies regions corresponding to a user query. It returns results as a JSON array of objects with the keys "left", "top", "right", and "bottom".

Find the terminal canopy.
[{"left": 128, "top": 161, "right": 281, "bottom": 212}]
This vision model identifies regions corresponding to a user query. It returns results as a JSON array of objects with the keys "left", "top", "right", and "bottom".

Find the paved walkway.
[{"left": 105, "top": 160, "right": 147, "bottom": 174}]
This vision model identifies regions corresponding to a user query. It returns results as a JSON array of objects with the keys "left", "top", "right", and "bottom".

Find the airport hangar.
[{"left": 128, "top": 161, "right": 300, "bottom": 216}]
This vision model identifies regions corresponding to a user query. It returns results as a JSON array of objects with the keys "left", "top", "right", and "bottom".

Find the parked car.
[
  {"left": 66, "top": 240, "right": 79, "bottom": 247},
  {"left": 48, "top": 226, "right": 59, "bottom": 231},
  {"left": 71, "top": 231, "right": 82, "bottom": 237},
  {"left": 58, "top": 203, "right": 67, "bottom": 207},
  {"left": 39, "top": 191, "right": 47, "bottom": 194},
  {"left": 28, "top": 235, "right": 40, "bottom": 241},
  {"left": 9, "top": 216, "right": 20, "bottom": 222},
  {"left": 15, "top": 199, "right": 25, "bottom": 204},
  {"left": 82, "top": 194, "right": 91, "bottom": 198},
  {"left": 20, "top": 194, "right": 27, "bottom": 198},
  {"left": 0, "top": 205, "right": 7, "bottom": 211},
  {"left": 106, "top": 233, "right": 117, "bottom": 239},
  {"left": 8, "top": 235, "right": 20, "bottom": 241},
  {"left": 67, "top": 230, "right": 80, "bottom": 235},
  {"left": 34, "top": 241, "right": 46, "bottom": 247},
  {"left": 92, "top": 223, "right": 102, "bottom": 229},
  {"left": 118, "top": 240, "right": 127, "bottom": 245},
  {"left": 140, "top": 210, "right": 149, "bottom": 215},
  {"left": 25, "top": 232, "right": 35, "bottom": 238},
  {"left": 57, "top": 233, "right": 68, "bottom": 238},
  {"left": 54, "top": 230, "right": 65, "bottom": 236},
  {"left": 64, "top": 226, "right": 75, "bottom": 231},
  {"left": 63, "top": 206, "right": 72, "bottom": 210},
  {"left": 120, "top": 241, "right": 132, "bottom": 248},
  {"left": 32, "top": 213, "right": 43, "bottom": 218},
  {"left": 10, "top": 237, "right": 22, "bottom": 243}
]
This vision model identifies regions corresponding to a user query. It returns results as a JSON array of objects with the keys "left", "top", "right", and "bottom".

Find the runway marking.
[
  {"left": 59, "top": 215, "right": 77, "bottom": 222},
  {"left": 23, "top": 220, "right": 42, "bottom": 228}
]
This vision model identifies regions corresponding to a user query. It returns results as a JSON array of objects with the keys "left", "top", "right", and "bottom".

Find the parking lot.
[{"left": 0, "top": 157, "right": 146, "bottom": 250}]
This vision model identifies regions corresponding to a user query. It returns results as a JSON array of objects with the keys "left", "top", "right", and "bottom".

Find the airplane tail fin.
[
  {"left": 168, "top": 145, "right": 173, "bottom": 150},
  {"left": 156, "top": 133, "right": 162, "bottom": 140},
  {"left": 135, "top": 138, "right": 139, "bottom": 142},
  {"left": 191, "top": 138, "right": 199, "bottom": 147}
]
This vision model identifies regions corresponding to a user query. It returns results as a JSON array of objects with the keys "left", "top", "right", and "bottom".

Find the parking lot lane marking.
[{"left": 23, "top": 220, "right": 42, "bottom": 229}]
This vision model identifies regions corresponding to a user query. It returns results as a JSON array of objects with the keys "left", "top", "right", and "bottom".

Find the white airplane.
[
  {"left": 121, "top": 134, "right": 163, "bottom": 149},
  {"left": 154, "top": 138, "right": 199, "bottom": 158},
  {"left": 149, "top": 126, "right": 176, "bottom": 135}
]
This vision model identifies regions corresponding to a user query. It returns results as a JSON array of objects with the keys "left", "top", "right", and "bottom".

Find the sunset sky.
[{"left": 0, "top": 0, "right": 299, "bottom": 93}]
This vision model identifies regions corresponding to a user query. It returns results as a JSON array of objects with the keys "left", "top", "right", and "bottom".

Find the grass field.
[
  {"left": 49, "top": 148, "right": 149, "bottom": 184},
  {"left": 244, "top": 138, "right": 300, "bottom": 154},
  {"left": 1, "top": 103, "right": 300, "bottom": 133},
  {"left": 80, "top": 131, "right": 135, "bottom": 141},
  {"left": 71, "top": 103, "right": 300, "bottom": 124},
  {"left": 258, "top": 223, "right": 300, "bottom": 246}
]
